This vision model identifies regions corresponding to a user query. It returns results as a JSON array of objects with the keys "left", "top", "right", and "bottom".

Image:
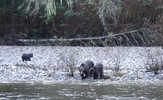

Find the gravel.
[{"left": 0, "top": 46, "right": 163, "bottom": 83}]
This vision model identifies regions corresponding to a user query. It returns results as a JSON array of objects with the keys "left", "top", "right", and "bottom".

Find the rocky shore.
[{"left": 0, "top": 46, "right": 163, "bottom": 83}]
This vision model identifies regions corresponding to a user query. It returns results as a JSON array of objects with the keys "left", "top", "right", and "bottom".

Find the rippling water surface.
[{"left": 0, "top": 81, "right": 163, "bottom": 100}]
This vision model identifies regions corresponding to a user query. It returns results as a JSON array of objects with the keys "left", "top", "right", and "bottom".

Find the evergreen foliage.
[{"left": 0, "top": 0, "right": 162, "bottom": 46}]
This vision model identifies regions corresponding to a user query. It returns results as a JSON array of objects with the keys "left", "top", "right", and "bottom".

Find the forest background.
[{"left": 0, "top": 0, "right": 163, "bottom": 46}]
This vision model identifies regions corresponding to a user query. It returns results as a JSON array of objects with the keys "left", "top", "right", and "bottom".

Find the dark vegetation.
[{"left": 0, "top": 0, "right": 163, "bottom": 46}]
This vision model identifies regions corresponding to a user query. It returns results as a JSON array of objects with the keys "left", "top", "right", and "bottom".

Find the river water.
[{"left": 0, "top": 81, "right": 163, "bottom": 100}]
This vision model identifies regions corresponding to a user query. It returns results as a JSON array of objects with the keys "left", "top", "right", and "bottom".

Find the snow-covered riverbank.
[{"left": 0, "top": 46, "right": 163, "bottom": 83}]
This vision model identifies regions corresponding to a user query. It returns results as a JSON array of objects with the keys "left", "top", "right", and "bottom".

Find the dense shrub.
[{"left": 0, "top": 0, "right": 162, "bottom": 44}]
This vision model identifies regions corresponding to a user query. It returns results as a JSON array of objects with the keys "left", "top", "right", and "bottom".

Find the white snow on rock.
[{"left": 0, "top": 46, "right": 163, "bottom": 83}]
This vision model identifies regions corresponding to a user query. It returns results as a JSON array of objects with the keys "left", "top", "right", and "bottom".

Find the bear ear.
[{"left": 81, "top": 63, "right": 85, "bottom": 67}]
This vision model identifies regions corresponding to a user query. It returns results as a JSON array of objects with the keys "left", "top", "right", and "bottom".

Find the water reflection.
[{"left": 0, "top": 82, "right": 163, "bottom": 100}]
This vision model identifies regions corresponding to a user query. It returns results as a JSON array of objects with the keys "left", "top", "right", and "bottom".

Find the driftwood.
[{"left": 17, "top": 28, "right": 158, "bottom": 46}]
